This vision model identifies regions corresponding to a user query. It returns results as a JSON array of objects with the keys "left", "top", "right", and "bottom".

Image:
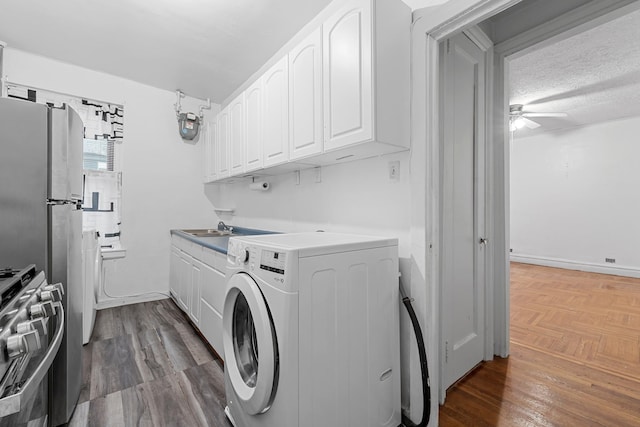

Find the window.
[
  {"left": 81, "top": 136, "right": 123, "bottom": 248},
  {"left": 83, "top": 139, "right": 113, "bottom": 171}
]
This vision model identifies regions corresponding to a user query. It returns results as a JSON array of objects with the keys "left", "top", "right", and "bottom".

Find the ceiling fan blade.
[
  {"left": 522, "top": 117, "right": 541, "bottom": 129},
  {"left": 522, "top": 112, "right": 568, "bottom": 118}
]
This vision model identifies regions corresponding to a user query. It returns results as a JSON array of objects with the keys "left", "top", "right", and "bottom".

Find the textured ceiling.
[{"left": 509, "top": 7, "right": 640, "bottom": 136}]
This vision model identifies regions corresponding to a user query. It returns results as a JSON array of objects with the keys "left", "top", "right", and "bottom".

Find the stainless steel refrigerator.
[{"left": 0, "top": 97, "right": 83, "bottom": 425}]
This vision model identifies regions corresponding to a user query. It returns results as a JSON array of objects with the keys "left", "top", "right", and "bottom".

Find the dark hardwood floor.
[
  {"left": 440, "top": 262, "right": 640, "bottom": 426},
  {"left": 69, "top": 298, "right": 231, "bottom": 427}
]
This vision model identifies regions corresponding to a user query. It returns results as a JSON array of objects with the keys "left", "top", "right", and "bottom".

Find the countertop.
[{"left": 170, "top": 226, "right": 276, "bottom": 254}]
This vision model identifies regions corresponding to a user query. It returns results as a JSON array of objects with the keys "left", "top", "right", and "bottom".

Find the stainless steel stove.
[{"left": 0, "top": 265, "right": 64, "bottom": 426}]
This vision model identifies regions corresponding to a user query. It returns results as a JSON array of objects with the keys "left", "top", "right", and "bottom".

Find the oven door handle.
[{"left": 0, "top": 304, "right": 65, "bottom": 418}]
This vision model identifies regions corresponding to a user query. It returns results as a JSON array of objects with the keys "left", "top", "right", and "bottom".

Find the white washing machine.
[{"left": 223, "top": 232, "right": 401, "bottom": 427}]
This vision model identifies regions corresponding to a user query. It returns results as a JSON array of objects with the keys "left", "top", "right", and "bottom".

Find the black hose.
[{"left": 399, "top": 279, "right": 430, "bottom": 427}]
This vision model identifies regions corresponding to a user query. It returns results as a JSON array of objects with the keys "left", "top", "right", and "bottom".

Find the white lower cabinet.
[
  {"left": 177, "top": 254, "right": 191, "bottom": 312},
  {"left": 200, "top": 300, "right": 224, "bottom": 362},
  {"left": 169, "top": 246, "right": 180, "bottom": 301},
  {"left": 169, "top": 235, "right": 227, "bottom": 358},
  {"left": 189, "top": 259, "right": 202, "bottom": 325}
]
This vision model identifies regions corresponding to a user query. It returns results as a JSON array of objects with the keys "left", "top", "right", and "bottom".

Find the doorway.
[{"left": 412, "top": 0, "right": 640, "bottom": 410}]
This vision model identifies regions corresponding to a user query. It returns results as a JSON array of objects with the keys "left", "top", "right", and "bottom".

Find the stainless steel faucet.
[{"left": 218, "top": 221, "right": 233, "bottom": 233}]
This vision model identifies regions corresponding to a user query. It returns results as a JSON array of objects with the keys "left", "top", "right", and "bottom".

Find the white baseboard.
[
  {"left": 96, "top": 293, "right": 168, "bottom": 310},
  {"left": 510, "top": 254, "right": 640, "bottom": 279}
]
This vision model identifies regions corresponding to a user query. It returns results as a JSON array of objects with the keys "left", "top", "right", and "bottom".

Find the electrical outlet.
[
  {"left": 605, "top": 258, "right": 616, "bottom": 264},
  {"left": 389, "top": 161, "right": 400, "bottom": 180}
]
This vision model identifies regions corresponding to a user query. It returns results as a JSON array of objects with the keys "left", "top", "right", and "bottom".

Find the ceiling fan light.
[{"left": 510, "top": 117, "right": 526, "bottom": 131}]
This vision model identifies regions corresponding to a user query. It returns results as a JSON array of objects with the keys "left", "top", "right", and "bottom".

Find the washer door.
[{"left": 223, "top": 272, "right": 278, "bottom": 415}]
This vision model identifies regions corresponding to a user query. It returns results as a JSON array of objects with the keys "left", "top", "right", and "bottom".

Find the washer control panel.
[{"left": 259, "top": 250, "right": 286, "bottom": 275}]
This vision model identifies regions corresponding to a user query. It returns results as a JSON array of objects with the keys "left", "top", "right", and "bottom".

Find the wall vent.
[{"left": 605, "top": 258, "right": 616, "bottom": 264}]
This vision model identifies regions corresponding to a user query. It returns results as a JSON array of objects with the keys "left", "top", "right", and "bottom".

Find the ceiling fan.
[{"left": 509, "top": 104, "right": 568, "bottom": 131}]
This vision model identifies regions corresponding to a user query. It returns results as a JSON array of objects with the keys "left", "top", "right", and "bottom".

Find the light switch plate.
[{"left": 389, "top": 161, "right": 400, "bottom": 180}]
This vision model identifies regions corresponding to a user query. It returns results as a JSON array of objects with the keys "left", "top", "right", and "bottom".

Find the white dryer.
[{"left": 223, "top": 232, "right": 401, "bottom": 427}]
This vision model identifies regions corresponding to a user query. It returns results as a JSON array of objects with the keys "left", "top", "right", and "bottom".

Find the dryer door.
[{"left": 223, "top": 272, "right": 278, "bottom": 415}]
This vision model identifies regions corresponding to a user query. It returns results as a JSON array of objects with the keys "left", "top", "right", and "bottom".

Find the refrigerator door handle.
[{"left": 46, "top": 199, "right": 79, "bottom": 206}]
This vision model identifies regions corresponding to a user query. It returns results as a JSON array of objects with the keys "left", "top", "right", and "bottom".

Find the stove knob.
[
  {"left": 7, "top": 334, "right": 26, "bottom": 359},
  {"left": 30, "top": 301, "right": 55, "bottom": 319},
  {"left": 23, "top": 330, "right": 41, "bottom": 352},
  {"left": 6, "top": 330, "right": 41, "bottom": 359},
  {"left": 17, "top": 318, "right": 47, "bottom": 336},
  {"left": 44, "top": 283, "right": 65, "bottom": 296},
  {"left": 40, "top": 288, "right": 62, "bottom": 303}
]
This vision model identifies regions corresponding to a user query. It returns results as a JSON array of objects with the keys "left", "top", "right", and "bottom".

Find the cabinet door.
[
  {"left": 178, "top": 254, "right": 191, "bottom": 311},
  {"left": 202, "top": 122, "right": 210, "bottom": 182},
  {"left": 245, "top": 79, "right": 263, "bottom": 172},
  {"left": 200, "top": 261, "right": 226, "bottom": 315},
  {"left": 323, "top": 0, "right": 373, "bottom": 150},
  {"left": 289, "top": 28, "right": 323, "bottom": 160},
  {"left": 169, "top": 246, "right": 180, "bottom": 302},
  {"left": 203, "top": 120, "right": 218, "bottom": 182},
  {"left": 263, "top": 56, "right": 289, "bottom": 167},
  {"left": 229, "top": 94, "right": 245, "bottom": 176},
  {"left": 217, "top": 108, "right": 230, "bottom": 178},
  {"left": 190, "top": 260, "right": 202, "bottom": 325}
]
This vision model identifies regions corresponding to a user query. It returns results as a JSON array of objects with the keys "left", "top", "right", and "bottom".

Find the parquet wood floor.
[{"left": 440, "top": 262, "right": 640, "bottom": 426}]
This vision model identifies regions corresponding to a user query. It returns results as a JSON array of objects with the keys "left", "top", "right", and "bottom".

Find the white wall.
[
  {"left": 207, "top": 153, "right": 411, "bottom": 244},
  {"left": 510, "top": 115, "right": 640, "bottom": 277},
  {"left": 4, "top": 48, "right": 220, "bottom": 306}
]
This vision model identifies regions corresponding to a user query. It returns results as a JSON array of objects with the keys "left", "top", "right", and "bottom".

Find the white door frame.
[
  {"left": 412, "top": 0, "right": 522, "bottom": 406},
  {"left": 412, "top": 0, "right": 640, "bottom": 410}
]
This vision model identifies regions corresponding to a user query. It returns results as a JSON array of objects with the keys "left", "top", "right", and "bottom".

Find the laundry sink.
[{"left": 181, "top": 228, "right": 234, "bottom": 237}]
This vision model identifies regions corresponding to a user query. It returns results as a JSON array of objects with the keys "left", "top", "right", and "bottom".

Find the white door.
[
  {"left": 289, "top": 27, "right": 323, "bottom": 160},
  {"left": 323, "top": 0, "right": 372, "bottom": 150},
  {"left": 229, "top": 94, "right": 245, "bottom": 175},
  {"left": 441, "top": 32, "right": 487, "bottom": 393},
  {"left": 263, "top": 57, "right": 289, "bottom": 167},
  {"left": 245, "top": 79, "right": 263, "bottom": 172},
  {"left": 223, "top": 273, "right": 278, "bottom": 415}
]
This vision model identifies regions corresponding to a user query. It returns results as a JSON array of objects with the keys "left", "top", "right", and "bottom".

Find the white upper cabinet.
[
  {"left": 206, "top": 0, "right": 409, "bottom": 181},
  {"left": 323, "top": 0, "right": 373, "bottom": 150},
  {"left": 217, "top": 107, "right": 230, "bottom": 178},
  {"left": 289, "top": 28, "right": 323, "bottom": 161},
  {"left": 229, "top": 93, "right": 245, "bottom": 176},
  {"left": 323, "top": 0, "right": 409, "bottom": 155},
  {"left": 245, "top": 78, "right": 263, "bottom": 172},
  {"left": 262, "top": 56, "right": 290, "bottom": 167},
  {"left": 203, "top": 120, "right": 218, "bottom": 183}
]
